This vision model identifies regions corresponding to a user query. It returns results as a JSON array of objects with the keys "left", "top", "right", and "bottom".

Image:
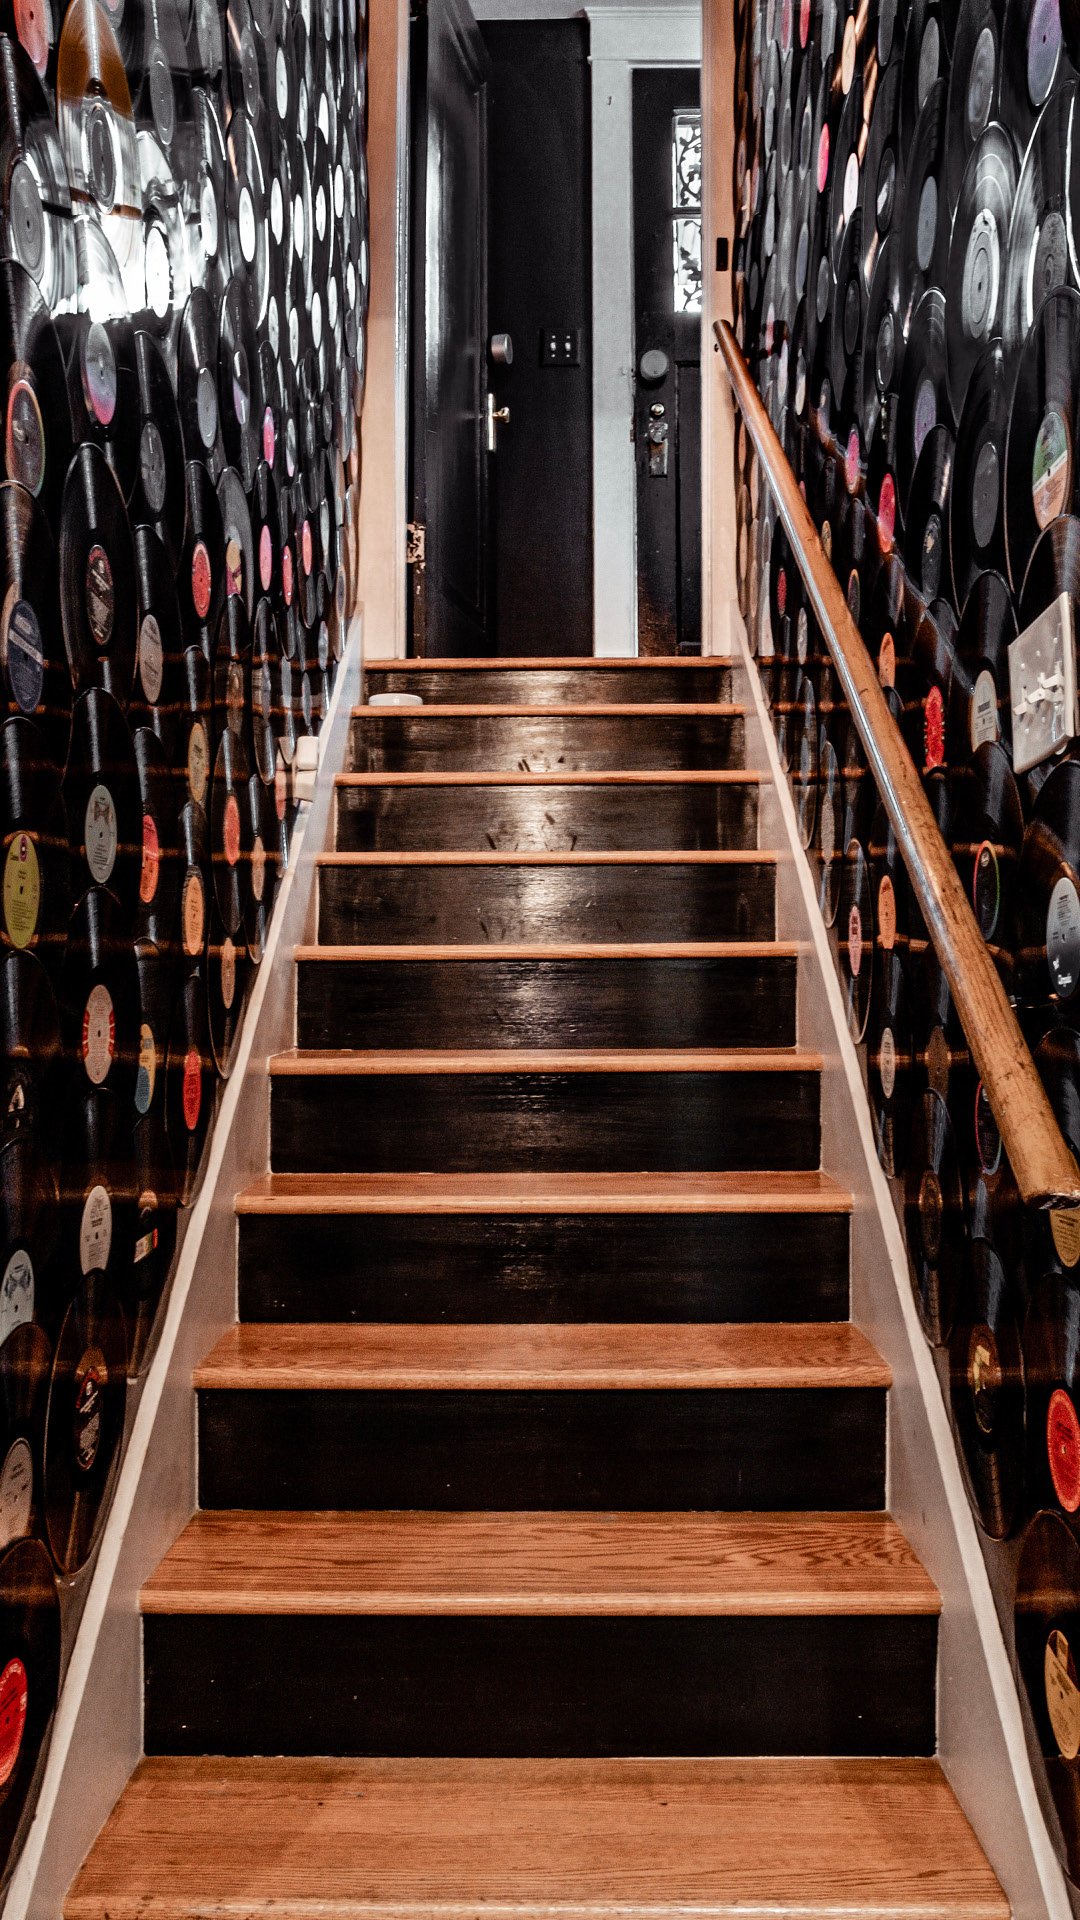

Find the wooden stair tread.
[
  {"left": 268, "top": 1048, "right": 821, "bottom": 1075},
  {"left": 364, "top": 656, "right": 737, "bottom": 669},
  {"left": 298, "top": 941, "right": 800, "bottom": 961},
  {"left": 351, "top": 703, "right": 745, "bottom": 717},
  {"left": 235, "top": 1169, "right": 853, "bottom": 1214},
  {"left": 317, "top": 849, "right": 775, "bottom": 866},
  {"left": 194, "top": 1322, "right": 889, "bottom": 1390},
  {"left": 62, "top": 1754, "right": 1007, "bottom": 1920},
  {"left": 336, "top": 768, "right": 765, "bottom": 785},
  {"left": 140, "top": 1511, "right": 939, "bottom": 1616}
]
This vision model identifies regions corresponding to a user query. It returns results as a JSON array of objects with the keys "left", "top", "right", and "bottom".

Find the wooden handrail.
[{"left": 715, "top": 318, "right": 1080, "bottom": 1211}]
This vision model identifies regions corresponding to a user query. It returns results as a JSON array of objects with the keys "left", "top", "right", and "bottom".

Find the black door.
[
  {"left": 409, "top": 0, "right": 491, "bottom": 657},
  {"left": 632, "top": 69, "right": 702, "bottom": 655}
]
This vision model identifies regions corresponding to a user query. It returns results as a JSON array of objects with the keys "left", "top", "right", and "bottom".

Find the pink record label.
[{"left": 191, "top": 541, "right": 212, "bottom": 619}]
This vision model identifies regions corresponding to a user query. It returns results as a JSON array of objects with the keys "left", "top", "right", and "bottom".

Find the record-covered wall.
[
  {"left": 734, "top": 0, "right": 1080, "bottom": 1879},
  {"left": 0, "top": 0, "right": 368, "bottom": 1878}
]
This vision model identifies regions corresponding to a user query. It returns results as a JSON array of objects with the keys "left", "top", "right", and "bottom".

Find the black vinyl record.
[
  {"left": 0, "top": 260, "right": 74, "bottom": 538},
  {"left": 58, "top": 443, "right": 137, "bottom": 711},
  {"left": 945, "top": 0, "right": 1008, "bottom": 211},
  {"left": 827, "top": 208, "right": 864, "bottom": 421},
  {"left": 177, "top": 797, "right": 210, "bottom": 969},
  {"left": 1019, "top": 510, "right": 1080, "bottom": 628},
  {"left": 0, "top": 950, "right": 59, "bottom": 1151},
  {"left": 245, "top": 768, "right": 278, "bottom": 960},
  {"left": 185, "top": 91, "right": 228, "bottom": 304},
  {"left": 176, "top": 287, "right": 224, "bottom": 477},
  {"left": 128, "top": 524, "right": 185, "bottom": 757},
  {"left": 1005, "top": 285, "right": 1080, "bottom": 593},
  {"left": 869, "top": 948, "right": 914, "bottom": 1175},
  {"left": 858, "top": 56, "right": 902, "bottom": 286},
  {"left": 1014, "top": 1508, "right": 1080, "bottom": 1884},
  {"left": 56, "top": 0, "right": 141, "bottom": 294},
  {"left": 0, "top": 1323, "right": 49, "bottom": 1552},
  {"left": 896, "top": 287, "right": 950, "bottom": 519},
  {"left": 58, "top": 886, "right": 138, "bottom": 1101},
  {"left": 56, "top": 1080, "right": 137, "bottom": 1307},
  {"left": 135, "top": 134, "right": 190, "bottom": 353},
  {"left": 165, "top": 966, "right": 213, "bottom": 1204},
  {"left": 0, "top": 483, "right": 69, "bottom": 771},
  {"left": 791, "top": 669, "right": 819, "bottom": 849},
  {"left": 60, "top": 293, "right": 139, "bottom": 509},
  {"left": 949, "top": 1237, "right": 1025, "bottom": 1536},
  {"left": 0, "top": 34, "right": 76, "bottom": 315},
  {"left": 126, "top": 938, "right": 176, "bottom": 1374},
  {"left": 224, "top": 110, "right": 268, "bottom": 326},
  {"left": 1017, "top": 759, "right": 1080, "bottom": 1002},
  {"left": 952, "top": 741, "right": 1024, "bottom": 976},
  {"left": 213, "top": 593, "right": 249, "bottom": 748},
  {"left": 999, "top": 0, "right": 1066, "bottom": 163},
  {"left": 43, "top": 1268, "right": 126, "bottom": 1574},
  {"left": 1023, "top": 1264, "right": 1080, "bottom": 1520},
  {"left": 179, "top": 459, "right": 225, "bottom": 654},
  {"left": 133, "top": 726, "right": 179, "bottom": 952},
  {"left": 179, "top": 644, "right": 212, "bottom": 814},
  {"left": 950, "top": 344, "right": 1012, "bottom": 607},
  {"left": 816, "top": 731, "right": 844, "bottom": 928},
  {"left": 218, "top": 278, "right": 260, "bottom": 489},
  {"left": 837, "top": 834, "right": 873, "bottom": 1041},
  {"left": 899, "top": 0, "right": 946, "bottom": 172},
  {"left": 1001, "top": 81, "right": 1076, "bottom": 366},
  {"left": 953, "top": 567, "right": 1016, "bottom": 756},
  {"left": 217, "top": 463, "right": 255, "bottom": 619},
  {"left": 0, "top": 1536, "right": 59, "bottom": 1862},
  {"left": 206, "top": 898, "right": 249, "bottom": 1076},
  {"left": 63, "top": 687, "right": 140, "bottom": 913},
  {"left": 861, "top": 232, "right": 903, "bottom": 448},
  {"left": 904, "top": 1086, "right": 968, "bottom": 1343},
  {"left": 898, "top": 79, "right": 948, "bottom": 333},
  {"left": 906, "top": 423, "right": 954, "bottom": 607},
  {"left": 0, "top": 718, "right": 68, "bottom": 977},
  {"left": 945, "top": 128, "right": 1018, "bottom": 422},
  {"left": 209, "top": 724, "right": 251, "bottom": 935},
  {"left": 129, "top": 329, "right": 186, "bottom": 572},
  {"left": 0, "top": 1137, "right": 57, "bottom": 1346}
]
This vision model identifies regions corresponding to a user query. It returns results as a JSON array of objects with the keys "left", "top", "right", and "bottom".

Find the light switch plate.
[{"left": 1008, "top": 591, "right": 1076, "bottom": 773}]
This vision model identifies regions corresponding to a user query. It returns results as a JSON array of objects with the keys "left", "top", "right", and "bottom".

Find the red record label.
[
  {"left": 301, "top": 520, "right": 313, "bottom": 576},
  {"left": 282, "top": 544, "right": 294, "bottom": 606},
  {"left": 777, "top": 566, "right": 787, "bottom": 616},
  {"left": 924, "top": 685, "right": 945, "bottom": 770},
  {"left": 140, "top": 814, "right": 160, "bottom": 904},
  {"left": 191, "top": 541, "right": 212, "bottom": 619},
  {"left": 0, "top": 1658, "right": 27, "bottom": 1787},
  {"left": 223, "top": 792, "right": 240, "bottom": 866},
  {"left": 1049, "top": 1388, "right": 1080, "bottom": 1510},
  {"left": 183, "top": 1046, "right": 201, "bottom": 1130},
  {"left": 848, "top": 903, "right": 863, "bottom": 978},
  {"left": 14, "top": 0, "right": 47, "bottom": 72},
  {"left": 845, "top": 428, "right": 860, "bottom": 493}
]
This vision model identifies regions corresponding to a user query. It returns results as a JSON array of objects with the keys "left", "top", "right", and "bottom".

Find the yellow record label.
[{"left": 3, "top": 833, "right": 38, "bottom": 949}]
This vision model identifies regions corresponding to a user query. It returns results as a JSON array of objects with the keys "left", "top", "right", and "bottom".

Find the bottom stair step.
[{"left": 65, "top": 1754, "right": 1008, "bottom": 1920}]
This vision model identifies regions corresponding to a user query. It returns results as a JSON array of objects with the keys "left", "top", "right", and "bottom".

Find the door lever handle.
[{"left": 485, "top": 392, "right": 510, "bottom": 452}]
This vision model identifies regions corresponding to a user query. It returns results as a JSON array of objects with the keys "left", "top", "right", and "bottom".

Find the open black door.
[{"left": 409, "top": 0, "right": 491, "bottom": 657}]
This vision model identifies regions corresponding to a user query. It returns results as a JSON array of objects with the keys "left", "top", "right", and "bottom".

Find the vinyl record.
[
  {"left": 56, "top": 0, "right": 140, "bottom": 299},
  {"left": 177, "top": 796, "right": 209, "bottom": 969},
  {"left": 898, "top": 79, "right": 948, "bottom": 333},
  {"left": 128, "top": 524, "right": 185, "bottom": 757},
  {"left": 1019, "top": 510, "right": 1080, "bottom": 632},
  {"left": 1014, "top": 1508, "right": 1080, "bottom": 1883},
  {"left": 206, "top": 899, "right": 248, "bottom": 1076},
  {"left": 953, "top": 567, "right": 1016, "bottom": 755},
  {"left": 859, "top": 57, "right": 902, "bottom": 287},
  {"left": 0, "top": 950, "right": 59, "bottom": 1152},
  {"left": 946, "top": 129, "right": 1018, "bottom": 423},
  {"left": 837, "top": 834, "right": 873, "bottom": 1040},
  {"left": 948, "top": 1237, "right": 1025, "bottom": 1536},
  {"left": 899, "top": 0, "right": 946, "bottom": 172},
  {"left": 226, "top": 0, "right": 262, "bottom": 125},
  {"left": 904, "top": 1086, "right": 968, "bottom": 1343},
  {"left": 245, "top": 765, "right": 277, "bottom": 959},
  {"left": 134, "top": 133, "right": 190, "bottom": 349},
  {"left": 165, "top": 965, "right": 213, "bottom": 1203},
  {"left": 0, "top": 34, "right": 77, "bottom": 314},
  {"left": 952, "top": 741, "right": 1024, "bottom": 976},
  {"left": 58, "top": 443, "right": 137, "bottom": 711},
  {"left": 179, "top": 459, "right": 225, "bottom": 653},
  {"left": 64, "top": 687, "right": 139, "bottom": 913},
  {"left": 126, "top": 337, "right": 183, "bottom": 581},
  {"left": 0, "top": 260, "right": 74, "bottom": 539},
  {"left": 176, "top": 287, "right": 224, "bottom": 476},
  {"left": 209, "top": 725, "right": 251, "bottom": 935},
  {"left": 869, "top": 947, "right": 914, "bottom": 1175},
  {"left": 0, "top": 484, "right": 68, "bottom": 773},
  {"left": 0, "top": 1137, "right": 57, "bottom": 1345},
  {"left": 213, "top": 595, "right": 249, "bottom": 751},
  {"left": 179, "top": 645, "right": 212, "bottom": 813},
  {"left": 1024, "top": 1261, "right": 1080, "bottom": 1524},
  {"left": 43, "top": 1268, "right": 126, "bottom": 1573},
  {"left": 58, "top": 885, "right": 138, "bottom": 1101},
  {"left": 0, "top": 719, "right": 68, "bottom": 976},
  {"left": 999, "top": 0, "right": 1065, "bottom": 163},
  {"left": 217, "top": 463, "right": 255, "bottom": 619},
  {"left": 0, "top": 1322, "right": 49, "bottom": 1551},
  {"left": 861, "top": 232, "right": 903, "bottom": 449},
  {"left": 906, "top": 424, "right": 954, "bottom": 607},
  {"left": 224, "top": 109, "right": 267, "bottom": 325},
  {"left": 824, "top": 68, "right": 863, "bottom": 278},
  {"left": 1001, "top": 80, "right": 1076, "bottom": 366},
  {"left": 126, "top": 937, "right": 175, "bottom": 1372},
  {"left": 950, "top": 345, "right": 1012, "bottom": 609},
  {"left": 827, "top": 209, "right": 864, "bottom": 421},
  {"left": 184, "top": 90, "right": 228, "bottom": 303},
  {"left": 896, "top": 287, "right": 950, "bottom": 520},
  {"left": 1005, "top": 286, "right": 1080, "bottom": 593},
  {"left": 133, "top": 726, "right": 179, "bottom": 951},
  {"left": 0, "top": 1535, "right": 59, "bottom": 1861},
  {"left": 790, "top": 669, "right": 819, "bottom": 848},
  {"left": 1017, "top": 758, "right": 1080, "bottom": 1002},
  {"left": 945, "top": 0, "right": 1008, "bottom": 211}
]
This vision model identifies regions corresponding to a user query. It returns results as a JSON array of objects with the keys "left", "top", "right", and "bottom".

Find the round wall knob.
[{"left": 639, "top": 347, "right": 670, "bottom": 384}]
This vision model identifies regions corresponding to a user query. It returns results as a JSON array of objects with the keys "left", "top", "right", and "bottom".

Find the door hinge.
[{"left": 406, "top": 522, "right": 426, "bottom": 567}]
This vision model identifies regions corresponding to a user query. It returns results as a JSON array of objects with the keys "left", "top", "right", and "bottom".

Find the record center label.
[
  {"left": 877, "top": 876, "right": 896, "bottom": 951},
  {"left": 3, "top": 595, "right": 43, "bottom": 717},
  {"left": 971, "top": 440, "right": 999, "bottom": 549},
  {"left": 1033, "top": 407, "right": 1071, "bottom": 528},
  {"left": 136, "top": 1022, "right": 156, "bottom": 1116},
  {"left": 963, "top": 211, "right": 1000, "bottom": 342},
  {"left": 879, "top": 1023, "right": 896, "bottom": 1100},
  {"left": 15, "top": 0, "right": 48, "bottom": 74},
  {"left": 259, "top": 524, "right": 273, "bottom": 591},
  {"left": 878, "top": 632, "right": 896, "bottom": 686},
  {"left": 139, "top": 614, "right": 164, "bottom": 704},
  {"left": 918, "top": 1169, "right": 943, "bottom": 1263},
  {"left": 0, "top": 1659, "right": 27, "bottom": 1788},
  {"left": 0, "top": 1251, "right": 32, "bottom": 1344},
  {"left": 223, "top": 792, "right": 241, "bottom": 867},
  {"left": 924, "top": 685, "right": 945, "bottom": 770},
  {"left": 252, "top": 832, "right": 266, "bottom": 902},
  {"left": 847, "top": 903, "right": 863, "bottom": 978},
  {"left": 1052, "top": 1182, "right": 1080, "bottom": 1266},
  {"left": 1045, "top": 1627, "right": 1080, "bottom": 1759},
  {"left": 82, "top": 984, "right": 115, "bottom": 1086},
  {"left": 81, "top": 323, "right": 116, "bottom": 428},
  {"left": 183, "top": 1045, "right": 201, "bottom": 1130},
  {"left": 139, "top": 423, "right": 168, "bottom": 518},
  {"left": 6, "top": 374, "right": 44, "bottom": 497},
  {"left": 85, "top": 784, "right": 117, "bottom": 884},
  {"left": 182, "top": 868, "right": 205, "bottom": 958},
  {"left": 141, "top": 814, "right": 160, "bottom": 904},
  {"left": 1049, "top": 1389, "right": 1080, "bottom": 1510},
  {"left": 225, "top": 537, "right": 243, "bottom": 600},
  {"left": 188, "top": 721, "right": 209, "bottom": 806},
  {"left": 85, "top": 545, "right": 114, "bottom": 648},
  {"left": 1027, "top": 0, "right": 1061, "bottom": 107},
  {"left": 191, "top": 541, "right": 212, "bottom": 620},
  {"left": 221, "top": 935, "right": 236, "bottom": 1010},
  {"left": 968, "top": 1325, "right": 1001, "bottom": 1436},
  {"left": 967, "top": 25, "right": 996, "bottom": 139},
  {"left": 1047, "top": 875, "right": 1080, "bottom": 996},
  {"left": 196, "top": 366, "right": 218, "bottom": 450},
  {"left": 238, "top": 186, "right": 257, "bottom": 266},
  {"left": 0, "top": 1439, "right": 32, "bottom": 1551},
  {"left": 916, "top": 175, "right": 937, "bottom": 275},
  {"left": 877, "top": 474, "right": 896, "bottom": 553},
  {"left": 973, "top": 840, "right": 1001, "bottom": 940},
  {"left": 975, "top": 1080, "right": 1003, "bottom": 1176},
  {"left": 4, "top": 834, "right": 39, "bottom": 951},
  {"left": 73, "top": 1345, "right": 107, "bottom": 1473},
  {"left": 79, "top": 1184, "right": 112, "bottom": 1275}
]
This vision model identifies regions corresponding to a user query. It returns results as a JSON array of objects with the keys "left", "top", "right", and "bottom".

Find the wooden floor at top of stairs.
[
  {"left": 298, "top": 940, "right": 801, "bottom": 961},
  {"left": 234, "top": 1169, "right": 854, "bottom": 1213},
  {"left": 316, "top": 849, "right": 776, "bottom": 866},
  {"left": 363, "top": 656, "right": 738, "bottom": 670},
  {"left": 193, "top": 1321, "right": 891, "bottom": 1390},
  {"left": 267, "top": 1048, "right": 822, "bottom": 1075},
  {"left": 352, "top": 703, "right": 745, "bottom": 718},
  {"left": 336, "top": 768, "right": 766, "bottom": 785},
  {"left": 139, "top": 1510, "right": 940, "bottom": 1615},
  {"left": 60, "top": 1753, "right": 1009, "bottom": 1920}
]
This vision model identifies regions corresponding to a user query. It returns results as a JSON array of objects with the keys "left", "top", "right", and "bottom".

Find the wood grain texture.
[
  {"left": 267, "top": 1048, "right": 821, "bottom": 1075},
  {"left": 194, "top": 1322, "right": 890, "bottom": 1390},
  {"left": 334, "top": 775, "right": 761, "bottom": 854},
  {"left": 364, "top": 656, "right": 739, "bottom": 668},
  {"left": 336, "top": 769, "right": 765, "bottom": 784},
  {"left": 317, "top": 849, "right": 777, "bottom": 866},
  {"left": 352, "top": 704, "right": 745, "bottom": 717},
  {"left": 298, "top": 941, "right": 800, "bottom": 960},
  {"left": 63, "top": 1754, "right": 1008, "bottom": 1920},
  {"left": 235, "top": 1169, "right": 854, "bottom": 1214},
  {"left": 140, "top": 1511, "right": 939, "bottom": 1615}
]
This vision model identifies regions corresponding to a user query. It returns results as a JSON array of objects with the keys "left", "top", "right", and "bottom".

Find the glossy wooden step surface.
[
  {"left": 141, "top": 1511, "right": 938, "bottom": 1615},
  {"left": 348, "top": 707, "right": 745, "bottom": 774},
  {"left": 235, "top": 1169, "right": 852, "bottom": 1214},
  {"left": 316, "top": 851, "right": 776, "bottom": 945},
  {"left": 268, "top": 1047, "right": 820, "bottom": 1076},
  {"left": 363, "top": 655, "right": 735, "bottom": 703},
  {"left": 295, "top": 946, "right": 798, "bottom": 1051},
  {"left": 63, "top": 1754, "right": 1008, "bottom": 1920},
  {"left": 195, "top": 1322, "right": 888, "bottom": 1389},
  {"left": 335, "top": 773, "right": 761, "bottom": 852}
]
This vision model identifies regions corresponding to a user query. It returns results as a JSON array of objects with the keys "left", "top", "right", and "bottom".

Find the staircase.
[{"left": 66, "top": 657, "right": 1006, "bottom": 1920}]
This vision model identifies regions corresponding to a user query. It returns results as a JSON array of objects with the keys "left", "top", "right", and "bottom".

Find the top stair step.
[
  {"left": 364, "top": 657, "right": 734, "bottom": 704},
  {"left": 349, "top": 706, "right": 745, "bottom": 774}
]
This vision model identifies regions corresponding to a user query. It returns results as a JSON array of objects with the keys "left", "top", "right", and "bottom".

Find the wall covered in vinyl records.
[
  {"left": 730, "top": 0, "right": 1080, "bottom": 1882},
  {"left": 0, "top": 0, "right": 369, "bottom": 1879}
]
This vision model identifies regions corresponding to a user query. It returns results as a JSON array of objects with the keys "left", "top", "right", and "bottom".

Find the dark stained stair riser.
[
  {"left": 363, "top": 666, "right": 733, "bottom": 704},
  {"left": 349, "top": 712, "right": 745, "bottom": 774},
  {"left": 317, "top": 861, "right": 775, "bottom": 946},
  {"left": 270, "top": 1069, "right": 821, "bottom": 1174},
  {"left": 237, "top": 1210, "right": 852, "bottom": 1324},
  {"left": 142, "top": 1613, "right": 938, "bottom": 1759},
  {"left": 336, "top": 781, "right": 759, "bottom": 852},
  {"left": 296, "top": 955, "right": 797, "bottom": 1050},
  {"left": 197, "top": 1387, "right": 886, "bottom": 1511}
]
